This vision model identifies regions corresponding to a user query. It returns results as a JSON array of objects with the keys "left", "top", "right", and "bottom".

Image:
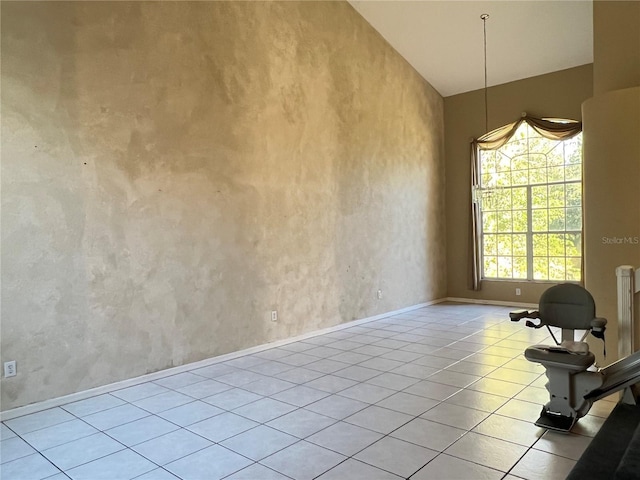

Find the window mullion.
[{"left": 526, "top": 185, "right": 534, "bottom": 281}]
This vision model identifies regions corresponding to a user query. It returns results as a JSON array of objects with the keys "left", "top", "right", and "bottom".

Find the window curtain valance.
[
  {"left": 469, "top": 115, "right": 583, "bottom": 291},
  {"left": 475, "top": 115, "right": 582, "bottom": 150}
]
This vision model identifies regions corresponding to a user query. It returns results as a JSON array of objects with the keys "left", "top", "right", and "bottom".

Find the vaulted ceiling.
[{"left": 349, "top": 1, "right": 593, "bottom": 97}]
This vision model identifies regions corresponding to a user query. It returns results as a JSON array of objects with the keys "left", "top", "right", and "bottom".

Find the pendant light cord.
[{"left": 481, "top": 13, "right": 489, "bottom": 133}]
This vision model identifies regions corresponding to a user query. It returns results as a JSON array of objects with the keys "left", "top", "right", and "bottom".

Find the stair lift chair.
[{"left": 510, "top": 283, "right": 608, "bottom": 432}]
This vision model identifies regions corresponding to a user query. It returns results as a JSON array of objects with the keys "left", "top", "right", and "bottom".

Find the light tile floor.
[{"left": 1, "top": 303, "right": 617, "bottom": 480}]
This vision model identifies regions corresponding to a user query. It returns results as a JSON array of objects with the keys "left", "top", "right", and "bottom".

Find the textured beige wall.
[
  {"left": 1, "top": 1, "right": 445, "bottom": 409},
  {"left": 582, "top": 1, "right": 640, "bottom": 362},
  {"left": 593, "top": 1, "right": 640, "bottom": 95},
  {"left": 583, "top": 87, "right": 640, "bottom": 362},
  {"left": 444, "top": 65, "right": 593, "bottom": 304}
]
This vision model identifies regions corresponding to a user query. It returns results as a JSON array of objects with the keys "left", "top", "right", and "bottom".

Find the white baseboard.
[
  {"left": 1, "top": 298, "right": 447, "bottom": 421},
  {"left": 446, "top": 296, "right": 538, "bottom": 309}
]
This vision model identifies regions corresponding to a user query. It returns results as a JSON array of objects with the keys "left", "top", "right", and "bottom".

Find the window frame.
[{"left": 476, "top": 123, "right": 583, "bottom": 283}]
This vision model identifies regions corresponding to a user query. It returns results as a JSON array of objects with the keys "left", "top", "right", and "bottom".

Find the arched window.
[{"left": 470, "top": 116, "right": 583, "bottom": 289}]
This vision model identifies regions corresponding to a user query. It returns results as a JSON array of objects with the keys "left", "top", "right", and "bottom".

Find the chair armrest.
[
  {"left": 510, "top": 310, "right": 540, "bottom": 322},
  {"left": 592, "top": 317, "right": 607, "bottom": 331}
]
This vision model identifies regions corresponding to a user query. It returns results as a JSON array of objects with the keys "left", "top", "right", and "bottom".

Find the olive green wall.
[
  {"left": 444, "top": 65, "right": 594, "bottom": 304},
  {"left": 1, "top": 1, "right": 446, "bottom": 410}
]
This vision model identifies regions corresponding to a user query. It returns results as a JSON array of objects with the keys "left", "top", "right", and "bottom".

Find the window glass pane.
[
  {"left": 498, "top": 257, "right": 513, "bottom": 278},
  {"left": 528, "top": 153, "right": 547, "bottom": 169},
  {"left": 503, "top": 140, "right": 527, "bottom": 159},
  {"left": 566, "top": 183, "right": 581, "bottom": 206},
  {"left": 484, "top": 257, "right": 498, "bottom": 278},
  {"left": 494, "top": 190, "right": 512, "bottom": 210},
  {"left": 548, "top": 184, "right": 565, "bottom": 208},
  {"left": 512, "top": 188, "right": 527, "bottom": 209},
  {"left": 566, "top": 207, "right": 582, "bottom": 230},
  {"left": 533, "top": 234, "right": 548, "bottom": 256},
  {"left": 513, "top": 257, "right": 527, "bottom": 279},
  {"left": 514, "top": 125, "right": 528, "bottom": 141},
  {"left": 497, "top": 234, "right": 512, "bottom": 256},
  {"left": 567, "top": 257, "right": 582, "bottom": 281},
  {"left": 533, "top": 257, "right": 548, "bottom": 280},
  {"left": 496, "top": 172, "right": 511, "bottom": 187},
  {"left": 565, "top": 140, "right": 582, "bottom": 164},
  {"left": 512, "top": 234, "right": 527, "bottom": 256},
  {"left": 532, "top": 210, "right": 548, "bottom": 232},
  {"left": 548, "top": 208, "right": 565, "bottom": 231},
  {"left": 497, "top": 212, "right": 512, "bottom": 232},
  {"left": 536, "top": 137, "right": 555, "bottom": 155},
  {"left": 565, "top": 164, "right": 581, "bottom": 180},
  {"left": 532, "top": 186, "right": 547, "bottom": 208},
  {"left": 482, "top": 174, "right": 495, "bottom": 188},
  {"left": 566, "top": 233, "right": 581, "bottom": 257},
  {"left": 481, "top": 190, "right": 496, "bottom": 211},
  {"left": 549, "top": 234, "right": 566, "bottom": 256},
  {"left": 483, "top": 212, "right": 497, "bottom": 232},
  {"left": 511, "top": 154, "right": 528, "bottom": 171},
  {"left": 483, "top": 235, "right": 497, "bottom": 256},
  {"left": 548, "top": 166, "right": 565, "bottom": 183},
  {"left": 496, "top": 153, "right": 511, "bottom": 172},
  {"left": 547, "top": 143, "right": 565, "bottom": 166},
  {"left": 512, "top": 210, "right": 527, "bottom": 232},
  {"left": 511, "top": 170, "right": 528, "bottom": 186},
  {"left": 529, "top": 168, "right": 547, "bottom": 184},
  {"left": 549, "top": 257, "right": 566, "bottom": 281},
  {"left": 481, "top": 150, "right": 498, "bottom": 171}
]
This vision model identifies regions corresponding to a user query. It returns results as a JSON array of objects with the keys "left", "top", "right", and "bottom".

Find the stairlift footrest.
[{"left": 534, "top": 408, "right": 577, "bottom": 432}]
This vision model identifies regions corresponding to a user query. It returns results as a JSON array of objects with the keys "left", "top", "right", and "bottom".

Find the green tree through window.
[{"left": 479, "top": 122, "right": 582, "bottom": 281}]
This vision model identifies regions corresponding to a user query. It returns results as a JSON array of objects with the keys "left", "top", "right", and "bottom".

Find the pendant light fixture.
[{"left": 481, "top": 13, "right": 489, "bottom": 133}]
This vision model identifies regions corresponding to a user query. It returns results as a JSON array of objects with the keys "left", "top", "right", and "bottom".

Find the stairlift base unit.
[{"left": 510, "top": 283, "right": 640, "bottom": 432}]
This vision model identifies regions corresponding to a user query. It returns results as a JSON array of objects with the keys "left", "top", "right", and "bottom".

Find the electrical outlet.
[
  {"left": 377, "top": 289, "right": 383, "bottom": 299},
  {"left": 515, "top": 288, "right": 521, "bottom": 296},
  {"left": 271, "top": 310, "right": 278, "bottom": 322},
  {"left": 4, "top": 361, "right": 16, "bottom": 378}
]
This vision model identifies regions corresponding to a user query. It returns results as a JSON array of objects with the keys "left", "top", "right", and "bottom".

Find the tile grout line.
[{"left": 2, "top": 304, "right": 602, "bottom": 480}]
